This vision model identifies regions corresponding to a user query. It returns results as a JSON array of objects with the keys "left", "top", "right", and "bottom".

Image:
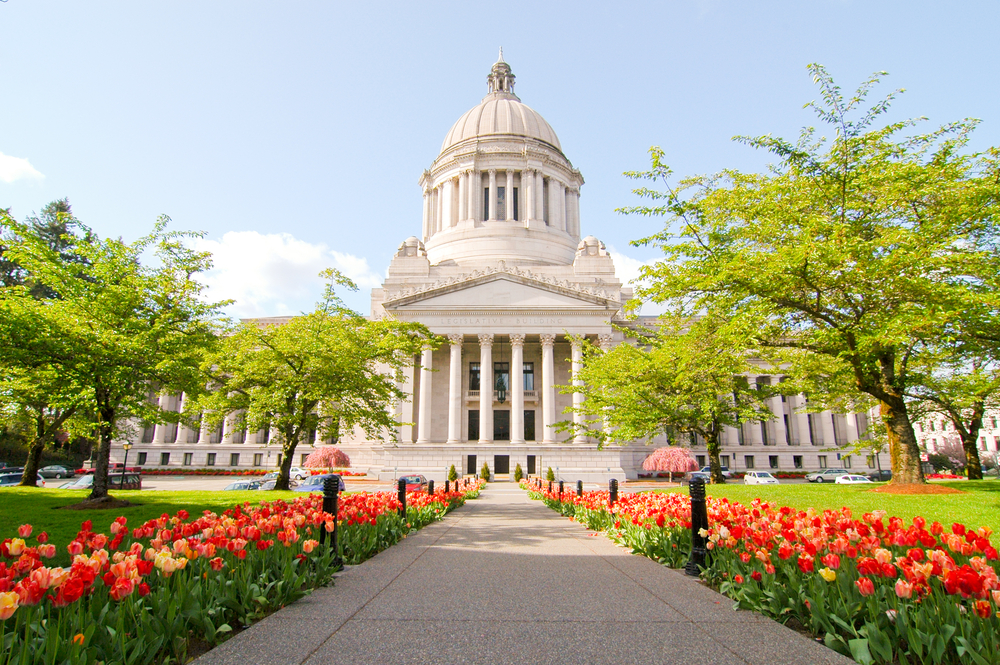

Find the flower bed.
[
  {"left": 0, "top": 481, "right": 483, "bottom": 664},
  {"left": 106, "top": 468, "right": 369, "bottom": 477},
  {"left": 522, "top": 480, "right": 1000, "bottom": 664},
  {"left": 927, "top": 473, "right": 966, "bottom": 480}
]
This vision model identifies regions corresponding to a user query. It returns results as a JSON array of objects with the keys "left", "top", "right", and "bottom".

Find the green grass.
[
  {"left": 678, "top": 480, "right": 1000, "bottom": 539},
  {"left": 0, "top": 488, "right": 301, "bottom": 565}
]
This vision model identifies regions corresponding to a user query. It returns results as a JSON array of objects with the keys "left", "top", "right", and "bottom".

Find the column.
[
  {"left": 176, "top": 393, "right": 193, "bottom": 444},
  {"left": 471, "top": 170, "right": 481, "bottom": 222},
  {"left": 555, "top": 181, "right": 567, "bottom": 231},
  {"left": 540, "top": 333, "right": 556, "bottom": 443},
  {"left": 487, "top": 169, "right": 497, "bottom": 221},
  {"left": 845, "top": 412, "right": 860, "bottom": 442},
  {"left": 597, "top": 334, "right": 614, "bottom": 438},
  {"left": 771, "top": 394, "right": 787, "bottom": 445},
  {"left": 505, "top": 170, "right": 514, "bottom": 221},
  {"left": 510, "top": 334, "right": 525, "bottom": 444},
  {"left": 791, "top": 394, "right": 811, "bottom": 444},
  {"left": 571, "top": 338, "right": 585, "bottom": 443},
  {"left": 417, "top": 346, "right": 433, "bottom": 444},
  {"left": 525, "top": 170, "right": 536, "bottom": 222},
  {"left": 152, "top": 394, "right": 167, "bottom": 444},
  {"left": 442, "top": 178, "right": 455, "bottom": 229},
  {"left": 723, "top": 424, "right": 740, "bottom": 447},
  {"left": 820, "top": 410, "right": 837, "bottom": 445},
  {"left": 458, "top": 172, "right": 468, "bottom": 223},
  {"left": 447, "top": 334, "right": 463, "bottom": 444},
  {"left": 421, "top": 188, "right": 430, "bottom": 239},
  {"left": 567, "top": 188, "right": 580, "bottom": 237},
  {"left": 197, "top": 412, "right": 212, "bottom": 444},
  {"left": 221, "top": 412, "right": 235, "bottom": 445},
  {"left": 399, "top": 359, "right": 415, "bottom": 444},
  {"left": 479, "top": 334, "right": 494, "bottom": 443},
  {"left": 535, "top": 172, "right": 545, "bottom": 221}
]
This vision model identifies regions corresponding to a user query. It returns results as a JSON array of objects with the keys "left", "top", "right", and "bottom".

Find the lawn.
[
  {"left": 0, "top": 487, "right": 302, "bottom": 565},
  {"left": 687, "top": 480, "right": 1000, "bottom": 539}
]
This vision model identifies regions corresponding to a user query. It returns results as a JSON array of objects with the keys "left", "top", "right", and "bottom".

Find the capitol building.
[{"left": 112, "top": 54, "right": 894, "bottom": 481}]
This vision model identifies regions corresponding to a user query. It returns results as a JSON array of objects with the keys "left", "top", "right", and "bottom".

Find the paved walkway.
[{"left": 195, "top": 486, "right": 851, "bottom": 665}]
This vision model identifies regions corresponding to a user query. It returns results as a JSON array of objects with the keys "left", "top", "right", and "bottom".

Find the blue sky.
[{"left": 2, "top": 1, "right": 997, "bottom": 316}]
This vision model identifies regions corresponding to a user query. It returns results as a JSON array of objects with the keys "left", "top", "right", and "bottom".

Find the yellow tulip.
[
  {"left": 0, "top": 591, "right": 19, "bottom": 620},
  {"left": 818, "top": 567, "right": 837, "bottom": 583}
]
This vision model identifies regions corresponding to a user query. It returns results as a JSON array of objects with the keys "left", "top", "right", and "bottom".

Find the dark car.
[
  {"left": 867, "top": 469, "right": 892, "bottom": 482},
  {"left": 222, "top": 479, "right": 263, "bottom": 491},
  {"left": 398, "top": 474, "right": 428, "bottom": 491},
  {"left": 0, "top": 473, "right": 45, "bottom": 487},
  {"left": 681, "top": 471, "right": 714, "bottom": 485},
  {"left": 39, "top": 465, "right": 74, "bottom": 479},
  {"left": 61, "top": 473, "right": 141, "bottom": 491},
  {"left": 293, "top": 473, "right": 346, "bottom": 492}
]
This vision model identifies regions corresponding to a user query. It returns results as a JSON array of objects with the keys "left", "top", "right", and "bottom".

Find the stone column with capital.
[
  {"left": 770, "top": 393, "right": 788, "bottom": 445},
  {"left": 447, "top": 334, "right": 463, "bottom": 443},
  {"left": 540, "top": 334, "right": 557, "bottom": 443},
  {"left": 458, "top": 172, "right": 467, "bottom": 223},
  {"left": 197, "top": 412, "right": 212, "bottom": 444},
  {"left": 175, "top": 393, "right": 192, "bottom": 444},
  {"left": 597, "top": 334, "right": 614, "bottom": 439},
  {"left": 567, "top": 188, "right": 580, "bottom": 237},
  {"left": 151, "top": 394, "right": 167, "bottom": 445},
  {"left": 510, "top": 334, "right": 525, "bottom": 443},
  {"left": 535, "top": 172, "right": 545, "bottom": 222},
  {"left": 442, "top": 178, "right": 455, "bottom": 229},
  {"left": 505, "top": 170, "right": 514, "bottom": 221},
  {"left": 421, "top": 188, "right": 430, "bottom": 240},
  {"left": 845, "top": 412, "right": 860, "bottom": 443},
  {"left": 478, "top": 334, "right": 494, "bottom": 443},
  {"left": 472, "top": 170, "right": 481, "bottom": 222},
  {"left": 487, "top": 170, "right": 497, "bottom": 222},
  {"left": 525, "top": 170, "right": 535, "bottom": 223},
  {"left": 555, "top": 181, "right": 567, "bottom": 232},
  {"left": 571, "top": 339, "right": 586, "bottom": 443},
  {"left": 417, "top": 347, "right": 433, "bottom": 444},
  {"left": 820, "top": 410, "right": 837, "bottom": 445}
]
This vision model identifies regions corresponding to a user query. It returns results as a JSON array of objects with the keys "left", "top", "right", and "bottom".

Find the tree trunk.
[
  {"left": 19, "top": 414, "right": 46, "bottom": 488},
  {"left": 275, "top": 430, "right": 298, "bottom": 490},
  {"left": 960, "top": 402, "right": 985, "bottom": 480},
  {"left": 89, "top": 407, "right": 115, "bottom": 500},
  {"left": 880, "top": 397, "right": 924, "bottom": 485},
  {"left": 705, "top": 427, "right": 725, "bottom": 484}
]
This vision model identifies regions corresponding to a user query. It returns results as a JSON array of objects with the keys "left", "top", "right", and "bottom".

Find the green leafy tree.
[
  {"left": 194, "top": 270, "right": 432, "bottom": 491},
  {"left": 448, "top": 464, "right": 458, "bottom": 481},
  {"left": 546, "top": 466, "right": 555, "bottom": 482},
  {"left": 0, "top": 213, "right": 224, "bottom": 501},
  {"left": 625, "top": 65, "right": 1000, "bottom": 485},
  {"left": 559, "top": 316, "right": 776, "bottom": 484},
  {"left": 513, "top": 462, "right": 523, "bottom": 482},
  {"left": 480, "top": 461, "right": 491, "bottom": 482}
]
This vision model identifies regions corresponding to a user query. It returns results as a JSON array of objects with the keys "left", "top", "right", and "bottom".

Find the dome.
[{"left": 441, "top": 97, "right": 561, "bottom": 153}]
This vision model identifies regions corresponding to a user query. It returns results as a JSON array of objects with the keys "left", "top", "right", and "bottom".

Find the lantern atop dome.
[{"left": 486, "top": 47, "right": 517, "bottom": 98}]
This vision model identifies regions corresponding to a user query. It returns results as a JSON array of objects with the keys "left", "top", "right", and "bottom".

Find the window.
[
  {"left": 183, "top": 452, "right": 193, "bottom": 466},
  {"left": 253, "top": 453, "right": 263, "bottom": 467},
  {"left": 784, "top": 415, "right": 792, "bottom": 445},
  {"left": 981, "top": 438, "right": 988, "bottom": 450},
  {"left": 230, "top": 453, "right": 240, "bottom": 467},
  {"left": 524, "top": 410, "right": 535, "bottom": 441},
  {"left": 769, "top": 455, "right": 779, "bottom": 469},
  {"left": 793, "top": 455, "right": 803, "bottom": 469},
  {"left": 469, "top": 362, "right": 481, "bottom": 391},
  {"left": 941, "top": 421, "right": 947, "bottom": 431},
  {"left": 720, "top": 455, "right": 730, "bottom": 469},
  {"left": 497, "top": 186, "right": 505, "bottom": 219},
  {"left": 744, "top": 455, "right": 755, "bottom": 469},
  {"left": 867, "top": 455, "right": 876, "bottom": 469},
  {"left": 494, "top": 362, "right": 509, "bottom": 395},
  {"left": 483, "top": 188, "right": 489, "bottom": 221},
  {"left": 301, "top": 453, "right": 309, "bottom": 465},
  {"left": 137, "top": 452, "right": 147, "bottom": 466},
  {"left": 207, "top": 453, "right": 216, "bottom": 466},
  {"left": 818, "top": 455, "right": 828, "bottom": 469},
  {"left": 523, "top": 363, "right": 534, "bottom": 390},
  {"left": 209, "top": 423, "right": 223, "bottom": 444},
  {"left": 807, "top": 414, "right": 817, "bottom": 444},
  {"left": 512, "top": 187, "right": 519, "bottom": 221},
  {"left": 696, "top": 455, "right": 706, "bottom": 467},
  {"left": 141, "top": 425, "right": 154, "bottom": 444},
  {"left": 760, "top": 423, "right": 769, "bottom": 445},
  {"left": 160, "top": 452, "right": 170, "bottom": 466},
  {"left": 468, "top": 410, "right": 480, "bottom": 441},
  {"left": 843, "top": 456, "right": 851, "bottom": 468}
]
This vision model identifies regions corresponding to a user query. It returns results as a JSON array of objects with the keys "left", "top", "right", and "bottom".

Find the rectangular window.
[
  {"left": 818, "top": 455, "right": 828, "bottom": 468},
  {"left": 494, "top": 361, "right": 510, "bottom": 395},
  {"left": 469, "top": 362, "right": 481, "bottom": 391},
  {"left": 868, "top": 455, "right": 876, "bottom": 468},
  {"left": 523, "top": 362, "right": 534, "bottom": 390},
  {"left": 760, "top": 423, "right": 769, "bottom": 445},
  {"left": 807, "top": 414, "right": 817, "bottom": 444},
  {"left": 527, "top": 454, "right": 536, "bottom": 475},
  {"left": 229, "top": 453, "right": 240, "bottom": 467},
  {"left": 468, "top": 410, "right": 480, "bottom": 441},
  {"left": 209, "top": 423, "right": 223, "bottom": 444},
  {"left": 769, "top": 455, "right": 779, "bottom": 469},
  {"left": 497, "top": 186, "right": 505, "bottom": 220},
  {"left": 720, "top": 455, "right": 730, "bottom": 469},
  {"left": 253, "top": 453, "right": 263, "bottom": 467},
  {"left": 524, "top": 410, "right": 535, "bottom": 441},
  {"left": 744, "top": 455, "right": 755, "bottom": 469},
  {"left": 137, "top": 452, "right": 147, "bottom": 466},
  {"left": 696, "top": 455, "right": 706, "bottom": 467},
  {"left": 793, "top": 455, "right": 803, "bottom": 469},
  {"left": 512, "top": 187, "right": 519, "bottom": 221},
  {"left": 183, "top": 452, "right": 193, "bottom": 466},
  {"left": 207, "top": 453, "right": 216, "bottom": 466},
  {"left": 784, "top": 415, "right": 792, "bottom": 444},
  {"left": 160, "top": 452, "right": 170, "bottom": 466},
  {"left": 843, "top": 456, "right": 852, "bottom": 468},
  {"left": 301, "top": 453, "right": 309, "bottom": 465},
  {"left": 981, "top": 437, "right": 987, "bottom": 450},
  {"left": 141, "top": 425, "right": 154, "bottom": 444},
  {"left": 542, "top": 179, "right": 549, "bottom": 224},
  {"left": 483, "top": 188, "right": 489, "bottom": 222}
]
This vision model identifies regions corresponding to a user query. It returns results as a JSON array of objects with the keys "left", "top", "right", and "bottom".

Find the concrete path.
[{"left": 194, "top": 486, "right": 851, "bottom": 665}]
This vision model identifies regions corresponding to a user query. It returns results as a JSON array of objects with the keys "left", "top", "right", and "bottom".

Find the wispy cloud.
[
  {"left": 0, "top": 152, "right": 44, "bottom": 183},
  {"left": 191, "top": 231, "right": 382, "bottom": 318},
  {"left": 606, "top": 244, "right": 665, "bottom": 316}
]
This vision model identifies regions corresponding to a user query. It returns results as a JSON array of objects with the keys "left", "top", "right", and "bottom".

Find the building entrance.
[
  {"left": 467, "top": 455, "right": 477, "bottom": 476},
  {"left": 494, "top": 410, "right": 510, "bottom": 441},
  {"left": 494, "top": 455, "right": 510, "bottom": 475}
]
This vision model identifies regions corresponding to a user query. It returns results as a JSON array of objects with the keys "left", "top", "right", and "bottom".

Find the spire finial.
[
  {"left": 498, "top": 46, "right": 504, "bottom": 63},
  {"left": 486, "top": 50, "right": 517, "bottom": 98}
]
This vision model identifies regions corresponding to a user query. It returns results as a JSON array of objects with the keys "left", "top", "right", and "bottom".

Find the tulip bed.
[
  {"left": 523, "top": 480, "right": 1000, "bottom": 665},
  {"left": 0, "top": 481, "right": 483, "bottom": 664}
]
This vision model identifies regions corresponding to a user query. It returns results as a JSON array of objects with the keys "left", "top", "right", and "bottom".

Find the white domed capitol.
[{"left": 113, "top": 52, "right": 884, "bottom": 481}]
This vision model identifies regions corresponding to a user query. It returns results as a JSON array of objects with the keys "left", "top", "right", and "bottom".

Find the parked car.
[
  {"left": 835, "top": 474, "right": 873, "bottom": 484},
  {"left": 260, "top": 472, "right": 298, "bottom": 488},
  {"left": 398, "top": 474, "right": 428, "bottom": 491},
  {"left": 293, "top": 473, "right": 346, "bottom": 492},
  {"left": 805, "top": 469, "right": 850, "bottom": 483},
  {"left": 0, "top": 473, "right": 45, "bottom": 487},
  {"left": 222, "top": 479, "right": 263, "bottom": 491},
  {"left": 258, "top": 480, "right": 277, "bottom": 491},
  {"left": 288, "top": 467, "right": 310, "bottom": 481},
  {"left": 39, "top": 465, "right": 74, "bottom": 479},
  {"left": 867, "top": 469, "right": 892, "bottom": 482},
  {"left": 680, "top": 470, "right": 712, "bottom": 485},
  {"left": 743, "top": 471, "right": 779, "bottom": 485},
  {"left": 698, "top": 466, "right": 733, "bottom": 479},
  {"left": 61, "top": 473, "right": 141, "bottom": 490}
]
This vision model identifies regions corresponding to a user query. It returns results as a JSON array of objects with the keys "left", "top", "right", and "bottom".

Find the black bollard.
[
  {"left": 548, "top": 480, "right": 553, "bottom": 493},
  {"left": 428, "top": 479, "right": 434, "bottom": 496},
  {"left": 397, "top": 478, "right": 407, "bottom": 518},
  {"left": 685, "top": 477, "right": 709, "bottom": 576},
  {"left": 609, "top": 478, "right": 618, "bottom": 507},
  {"left": 558, "top": 480, "right": 564, "bottom": 501},
  {"left": 577, "top": 480, "right": 583, "bottom": 497},
  {"left": 445, "top": 479, "right": 450, "bottom": 493},
  {"left": 319, "top": 475, "right": 343, "bottom": 567}
]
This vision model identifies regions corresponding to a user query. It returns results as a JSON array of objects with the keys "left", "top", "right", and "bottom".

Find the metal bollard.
[
  {"left": 548, "top": 480, "right": 553, "bottom": 493},
  {"left": 609, "top": 478, "right": 618, "bottom": 507},
  {"left": 319, "top": 475, "right": 343, "bottom": 567},
  {"left": 577, "top": 480, "right": 583, "bottom": 497},
  {"left": 445, "top": 480, "right": 450, "bottom": 493},
  {"left": 558, "top": 480, "right": 564, "bottom": 501},
  {"left": 397, "top": 478, "right": 407, "bottom": 518},
  {"left": 428, "top": 479, "right": 434, "bottom": 496},
  {"left": 685, "top": 477, "right": 709, "bottom": 576}
]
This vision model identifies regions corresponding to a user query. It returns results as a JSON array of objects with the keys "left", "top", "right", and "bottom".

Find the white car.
[
  {"left": 835, "top": 474, "right": 873, "bottom": 484},
  {"left": 805, "top": 469, "right": 850, "bottom": 483},
  {"left": 743, "top": 471, "right": 779, "bottom": 485},
  {"left": 288, "top": 467, "right": 310, "bottom": 481}
]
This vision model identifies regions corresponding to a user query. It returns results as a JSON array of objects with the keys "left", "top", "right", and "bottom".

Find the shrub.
[
  {"left": 448, "top": 464, "right": 458, "bottom": 481},
  {"left": 480, "top": 461, "right": 490, "bottom": 481},
  {"left": 514, "top": 463, "right": 523, "bottom": 482},
  {"left": 546, "top": 466, "right": 555, "bottom": 481}
]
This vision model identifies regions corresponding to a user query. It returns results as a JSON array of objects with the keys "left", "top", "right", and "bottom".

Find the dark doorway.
[
  {"left": 524, "top": 410, "right": 536, "bottom": 441},
  {"left": 494, "top": 455, "right": 510, "bottom": 475},
  {"left": 468, "top": 410, "right": 479, "bottom": 441},
  {"left": 467, "top": 455, "right": 477, "bottom": 476},
  {"left": 527, "top": 455, "right": 536, "bottom": 475},
  {"left": 494, "top": 410, "right": 510, "bottom": 441}
]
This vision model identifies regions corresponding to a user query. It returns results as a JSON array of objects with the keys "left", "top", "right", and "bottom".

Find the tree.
[
  {"left": 303, "top": 446, "right": 351, "bottom": 469},
  {"left": 560, "top": 315, "right": 778, "bottom": 484},
  {"left": 641, "top": 447, "right": 698, "bottom": 482},
  {"left": 0, "top": 213, "right": 224, "bottom": 501},
  {"left": 194, "top": 270, "right": 431, "bottom": 491},
  {"left": 626, "top": 65, "right": 1000, "bottom": 485}
]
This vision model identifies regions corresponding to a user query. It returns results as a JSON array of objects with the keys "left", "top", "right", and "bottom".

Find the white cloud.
[
  {"left": 0, "top": 152, "right": 44, "bottom": 183},
  {"left": 191, "top": 231, "right": 382, "bottom": 318},
  {"left": 606, "top": 244, "right": 666, "bottom": 316}
]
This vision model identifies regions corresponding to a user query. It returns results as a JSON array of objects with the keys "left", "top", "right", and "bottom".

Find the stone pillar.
[
  {"left": 221, "top": 411, "right": 235, "bottom": 445},
  {"left": 458, "top": 172, "right": 467, "bottom": 224},
  {"left": 510, "top": 334, "right": 525, "bottom": 444},
  {"left": 472, "top": 170, "right": 481, "bottom": 222},
  {"left": 540, "top": 334, "right": 556, "bottom": 443},
  {"left": 555, "top": 181, "right": 567, "bottom": 231},
  {"left": 417, "top": 346, "right": 433, "bottom": 444},
  {"left": 525, "top": 170, "right": 536, "bottom": 223},
  {"left": 432, "top": 187, "right": 441, "bottom": 235},
  {"left": 598, "top": 334, "right": 614, "bottom": 439},
  {"left": 723, "top": 424, "right": 740, "bottom": 446},
  {"left": 567, "top": 188, "right": 580, "bottom": 237},
  {"left": 845, "top": 412, "right": 860, "bottom": 442},
  {"left": 175, "top": 393, "right": 192, "bottom": 444},
  {"left": 487, "top": 170, "right": 497, "bottom": 222},
  {"left": 790, "top": 394, "right": 811, "bottom": 444},
  {"left": 422, "top": 188, "right": 430, "bottom": 240},
  {"left": 151, "top": 394, "right": 167, "bottom": 444},
  {"left": 505, "top": 170, "right": 514, "bottom": 221},
  {"left": 771, "top": 394, "right": 787, "bottom": 445},
  {"left": 535, "top": 172, "right": 545, "bottom": 221},
  {"left": 447, "top": 334, "right": 463, "bottom": 444},
  {"left": 479, "top": 334, "right": 494, "bottom": 443},
  {"left": 399, "top": 359, "right": 415, "bottom": 444},
  {"left": 820, "top": 410, "right": 837, "bottom": 445},
  {"left": 442, "top": 178, "right": 455, "bottom": 229},
  {"left": 571, "top": 338, "right": 585, "bottom": 443},
  {"left": 197, "top": 414, "right": 212, "bottom": 444}
]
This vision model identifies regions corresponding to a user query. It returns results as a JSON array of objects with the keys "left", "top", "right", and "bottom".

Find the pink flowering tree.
[
  {"left": 304, "top": 446, "right": 351, "bottom": 469},
  {"left": 642, "top": 447, "right": 698, "bottom": 482}
]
